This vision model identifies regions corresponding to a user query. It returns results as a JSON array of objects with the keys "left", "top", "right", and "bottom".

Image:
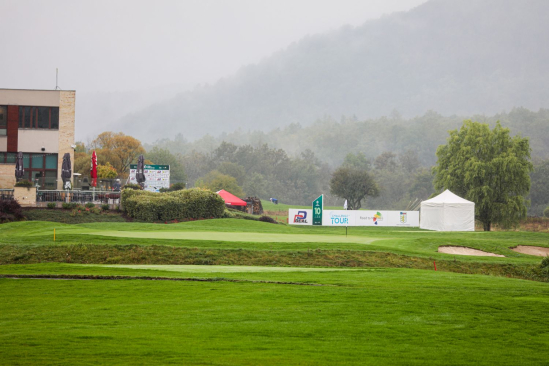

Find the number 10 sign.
[{"left": 312, "top": 194, "right": 323, "bottom": 226}]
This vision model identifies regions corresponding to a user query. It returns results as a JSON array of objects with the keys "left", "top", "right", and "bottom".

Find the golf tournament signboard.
[
  {"left": 288, "top": 209, "right": 313, "bottom": 225},
  {"left": 312, "top": 194, "right": 323, "bottom": 226},
  {"left": 289, "top": 194, "right": 419, "bottom": 227},
  {"left": 129, "top": 164, "right": 170, "bottom": 192}
]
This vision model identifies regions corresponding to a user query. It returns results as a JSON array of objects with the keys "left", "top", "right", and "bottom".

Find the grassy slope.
[
  {"left": 1, "top": 219, "right": 547, "bottom": 263},
  {"left": 1, "top": 268, "right": 548, "bottom": 365}
]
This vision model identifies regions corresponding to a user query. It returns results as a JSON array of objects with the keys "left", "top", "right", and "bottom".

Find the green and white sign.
[
  {"left": 129, "top": 164, "right": 170, "bottom": 192},
  {"left": 312, "top": 194, "right": 323, "bottom": 226}
]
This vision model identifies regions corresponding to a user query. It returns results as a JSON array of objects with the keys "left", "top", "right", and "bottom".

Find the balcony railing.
[
  {"left": 0, "top": 189, "right": 14, "bottom": 200},
  {"left": 36, "top": 190, "right": 121, "bottom": 205}
]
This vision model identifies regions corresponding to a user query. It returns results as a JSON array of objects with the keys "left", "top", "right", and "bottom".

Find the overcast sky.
[{"left": 1, "top": 0, "right": 427, "bottom": 93}]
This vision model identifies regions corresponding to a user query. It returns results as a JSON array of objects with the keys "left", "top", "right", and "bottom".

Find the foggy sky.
[{"left": 1, "top": 0, "right": 427, "bottom": 94}]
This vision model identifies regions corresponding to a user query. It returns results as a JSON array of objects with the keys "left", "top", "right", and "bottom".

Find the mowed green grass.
[
  {"left": 1, "top": 265, "right": 549, "bottom": 365},
  {"left": 1, "top": 219, "right": 548, "bottom": 263}
]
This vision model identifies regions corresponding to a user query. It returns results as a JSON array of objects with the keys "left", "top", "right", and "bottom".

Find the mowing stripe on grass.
[
  {"left": 87, "top": 231, "right": 380, "bottom": 244},
  {"left": 0, "top": 274, "right": 330, "bottom": 285},
  {"left": 84, "top": 264, "right": 367, "bottom": 273}
]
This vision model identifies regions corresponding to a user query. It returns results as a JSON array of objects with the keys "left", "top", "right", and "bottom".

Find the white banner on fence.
[
  {"left": 289, "top": 209, "right": 419, "bottom": 227},
  {"left": 288, "top": 209, "right": 313, "bottom": 225}
]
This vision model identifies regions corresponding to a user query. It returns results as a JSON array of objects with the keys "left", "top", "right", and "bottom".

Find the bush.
[
  {"left": 124, "top": 184, "right": 142, "bottom": 190},
  {"left": 159, "top": 183, "right": 186, "bottom": 193},
  {"left": 121, "top": 188, "right": 225, "bottom": 222},
  {"left": 0, "top": 199, "right": 24, "bottom": 223},
  {"left": 258, "top": 215, "right": 277, "bottom": 224},
  {"left": 85, "top": 202, "right": 95, "bottom": 209},
  {"left": 47, "top": 203, "right": 56, "bottom": 209},
  {"left": 14, "top": 180, "right": 33, "bottom": 188},
  {"left": 62, "top": 202, "right": 72, "bottom": 210},
  {"left": 544, "top": 207, "right": 549, "bottom": 218},
  {"left": 540, "top": 256, "right": 549, "bottom": 280},
  {"left": 101, "top": 204, "right": 110, "bottom": 211}
]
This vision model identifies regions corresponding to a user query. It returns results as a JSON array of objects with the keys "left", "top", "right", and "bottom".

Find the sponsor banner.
[
  {"left": 289, "top": 209, "right": 418, "bottom": 226},
  {"left": 288, "top": 209, "right": 313, "bottom": 225},
  {"left": 355, "top": 211, "right": 418, "bottom": 227},
  {"left": 322, "top": 210, "right": 356, "bottom": 226},
  {"left": 129, "top": 164, "right": 170, "bottom": 192}
]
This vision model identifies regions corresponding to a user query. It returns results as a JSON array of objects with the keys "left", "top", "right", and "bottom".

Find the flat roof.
[{"left": 0, "top": 88, "right": 76, "bottom": 92}]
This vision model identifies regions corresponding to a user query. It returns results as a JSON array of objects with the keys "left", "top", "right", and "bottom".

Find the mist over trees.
[{"left": 117, "top": 0, "right": 549, "bottom": 142}]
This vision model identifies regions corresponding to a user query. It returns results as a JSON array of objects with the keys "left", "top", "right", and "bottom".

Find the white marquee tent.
[{"left": 420, "top": 190, "right": 475, "bottom": 231}]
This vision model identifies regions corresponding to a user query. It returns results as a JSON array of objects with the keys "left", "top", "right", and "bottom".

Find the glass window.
[
  {"left": 21, "top": 106, "right": 31, "bottom": 128},
  {"left": 31, "top": 154, "right": 43, "bottom": 169},
  {"left": 23, "top": 153, "right": 30, "bottom": 168},
  {"left": 6, "top": 153, "right": 16, "bottom": 164},
  {"left": 0, "top": 105, "right": 6, "bottom": 136},
  {"left": 37, "top": 107, "right": 50, "bottom": 129},
  {"left": 45, "top": 154, "right": 58, "bottom": 169},
  {"left": 51, "top": 108, "right": 59, "bottom": 129}
]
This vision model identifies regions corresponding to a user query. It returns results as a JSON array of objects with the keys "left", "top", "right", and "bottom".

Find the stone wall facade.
[
  {"left": 57, "top": 91, "right": 76, "bottom": 190},
  {"left": 13, "top": 186, "right": 36, "bottom": 207},
  {"left": 0, "top": 164, "right": 16, "bottom": 188}
]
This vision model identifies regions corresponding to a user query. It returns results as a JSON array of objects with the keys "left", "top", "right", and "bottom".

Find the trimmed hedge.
[{"left": 121, "top": 188, "right": 225, "bottom": 222}]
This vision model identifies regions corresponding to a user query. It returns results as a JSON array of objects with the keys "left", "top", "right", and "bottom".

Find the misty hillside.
[{"left": 118, "top": 0, "right": 549, "bottom": 142}]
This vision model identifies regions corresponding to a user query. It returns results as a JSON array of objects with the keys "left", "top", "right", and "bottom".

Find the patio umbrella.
[
  {"left": 90, "top": 150, "right": 98, "bottom": 187},
  {"left": 15, "top": 151, "right": 24, "bottom": 181},
  {"left": 136, "top": 154, "right": 146, "bottom": 187},
  {"left": 61, "top": 153, "right": 72, "bottom": 189}
]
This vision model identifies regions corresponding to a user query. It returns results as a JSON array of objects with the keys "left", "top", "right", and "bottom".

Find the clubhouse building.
[{"left": 0, "top": 89, "right": 75, "bottom": 190}]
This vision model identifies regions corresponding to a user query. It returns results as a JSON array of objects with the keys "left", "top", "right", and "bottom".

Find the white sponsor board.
[
  {"left": 323, "top": 210, "right": 356, "bottom": 226},
  {"left": 288, "top": 209, "right": 313, "bottom": 225},
  {"left": 353, "top": 210, "right": 419, "bottom": 227},
  {"left": 289, "top": 209, "right": 419, "bottom": 227}
]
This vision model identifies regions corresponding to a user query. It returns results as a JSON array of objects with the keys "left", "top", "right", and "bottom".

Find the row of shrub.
[{"left": 121, "top": 188, "right": 225, "bottom": 222}]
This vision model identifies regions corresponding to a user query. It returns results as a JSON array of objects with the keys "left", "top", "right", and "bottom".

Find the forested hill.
[{"left": 120, "top": 0, "right": 549, "bottom": 142}]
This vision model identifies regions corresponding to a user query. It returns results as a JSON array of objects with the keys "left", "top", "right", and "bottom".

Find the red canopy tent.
[{"left": 217, "top": 190, "right": 247, "bottom": 206}]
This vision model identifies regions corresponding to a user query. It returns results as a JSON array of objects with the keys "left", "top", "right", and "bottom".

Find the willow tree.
[{"left": 433, "top": 121, "right": 532, "bottom": 231}]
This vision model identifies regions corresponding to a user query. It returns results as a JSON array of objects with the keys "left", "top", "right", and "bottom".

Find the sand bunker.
[
  {"left": 511, "top": 246, "right": 549, "bottom": 257},
  {"left": 438, "top": 246, "right": 505, "bottom": 257}
]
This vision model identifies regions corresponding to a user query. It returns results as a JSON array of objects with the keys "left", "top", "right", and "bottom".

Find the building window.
[
  {"left": 0, "top": 152, "right": 58, "bottom": 189},
  {"left": 0, "top": 152, "right": 16, "bottom": 164},
  {"left": 18, "top": 106, "right": 59, "bottom": 130},
  {"left": 0, "top": 105, "right": 6, "bottom": 136}
]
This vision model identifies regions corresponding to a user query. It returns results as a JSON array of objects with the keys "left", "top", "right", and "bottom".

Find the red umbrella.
[{"left": 90, "top": 150, "right": 98, "bottom": 187}]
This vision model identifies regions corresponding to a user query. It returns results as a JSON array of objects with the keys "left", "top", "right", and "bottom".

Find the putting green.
[
  {"left": 88, "top": 231, "right": 379, "bottom": 244},
  {"left": 84, "top": 264, "right": 365, "bottom": 273}
]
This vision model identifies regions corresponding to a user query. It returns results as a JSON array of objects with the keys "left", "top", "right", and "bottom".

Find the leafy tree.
[
  {"left": 73, "top": 152, "right": 91, "bottom": 176},
  {"left": 342, "top": 152, "right": 371, "bottom": 171},
  {"left": 217, "top": 162, "right": 246, "bottom": 185},
  {"left": 433, "top": 121, "right": 532, "bottom": 231},
  {"left": 90, "top": 132, "right": 146, "bottom": 177},
  {"left": 146, "top": 146, "right": 187, "bottom": 183},
  {"left": 529, "top": 159, "right": 549, "bottom": 216},
  {"left": 407, "top": 168, "right": 434, "bottom": 201},
  {"left": 374, "top": 152, "right": 398, "bottom": 172},
  {"left": 242, "top": 172, "right": 267, "bottom": 198},
  {"left": 196, "top": 170, "right": 244, "bottom": 197},
  {"left": 330, "top": 167, "right": 379, "bottom": 210},
  {"left": 96, "top": 162, "right": 117, "bottom": 179}
]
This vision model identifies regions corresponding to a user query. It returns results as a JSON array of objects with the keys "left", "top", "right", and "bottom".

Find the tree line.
[{"left": 76, "top": 114, "right": 549, "bottom": 218}]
